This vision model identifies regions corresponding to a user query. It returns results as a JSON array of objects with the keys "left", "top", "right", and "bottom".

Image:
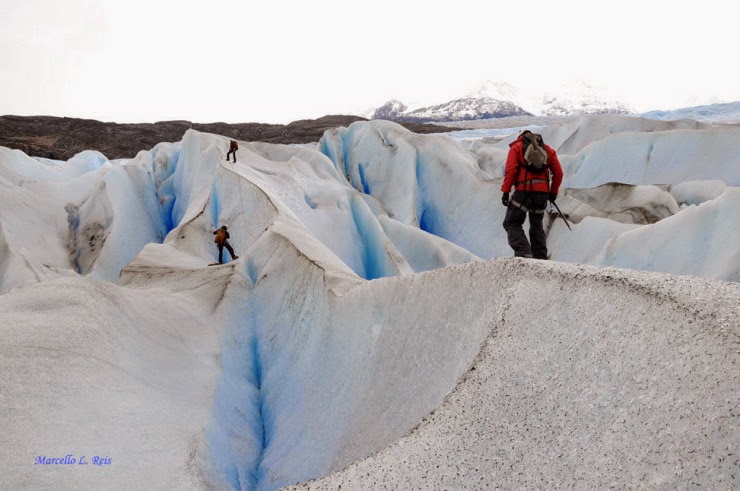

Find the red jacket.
[{"left": 501, "top": 134, "right": 563, "bottom": 195}]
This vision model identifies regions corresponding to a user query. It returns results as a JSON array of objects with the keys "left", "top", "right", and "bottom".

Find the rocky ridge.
[{"left": 0, "top": 114, "right": 456, "bottom": 160}]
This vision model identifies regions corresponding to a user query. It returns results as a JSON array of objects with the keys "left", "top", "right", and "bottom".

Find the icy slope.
[
  {"left": 320, "top": 120, "right": 511, "bottom": 258},
  {"left": 462, "top": 114, "right": 703, "bottom": 175},
  {"left": 0, "top": 128, "right": 477, "bottom": 295},
  {"left": 559, "top": 126, "right": 740, "bottom": 188},
  {"left": 0, "top": 274, "right": 224, "bottom": 489},
  {"left": 0, "top": 144, "right": 176, "bottom": 293},
  {"left": 1, "top": 116, "right": 737, "bottom": 289},
  {"left": 161, "top": 129, "right": 472, "bottom": 280},
  {"left": 6, "top": 235, "right": 736, "bottom": 490},
  {"left": 287, "top": 260, "right": 739, "bottom": 490}
]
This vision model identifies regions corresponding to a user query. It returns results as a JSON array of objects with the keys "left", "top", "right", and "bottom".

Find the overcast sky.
[{"left": 1, "top": 0, "right": 738, "bottom": 124}]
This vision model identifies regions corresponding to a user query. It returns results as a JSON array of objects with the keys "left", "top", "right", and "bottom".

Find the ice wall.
[
  {"left": 2, "top": 115, "right": 737, "bottom": 292},
  {"left": 117, "top": 222, "right": 739, "bottom": 490},
  {"left": 0, "top": 146, "right": 172, "bottom": 292},
  {"left": 0, "top": 128, "right": 470, "bottom": 294},
  {"left": 592, "top": 188, "right": 740, "bottom": 282},
  {"left": 319, "top": 120, "right": 509, "bottom": 258},
  {"left": 475, "top": 114, "right": 738, "bottom": 187},
  {"left": 560, "top": 127, "right": 740, "bottom": 188},
  {"left": 161, "top": 129, "right": 473, "bottom": 279},
  {"left": 203, "top": 229, "right": 499, "bottom": 490},
  {"left": 318, "top": 119, "right": 740, "bottom": 281}
]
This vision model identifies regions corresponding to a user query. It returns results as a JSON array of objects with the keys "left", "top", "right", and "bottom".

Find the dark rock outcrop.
[{"left": 0, "top": 114, "right": 456, "bottom": 160}]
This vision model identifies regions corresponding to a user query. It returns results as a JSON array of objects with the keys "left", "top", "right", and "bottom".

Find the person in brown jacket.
[
  {"left": 226, "top": 140, "right": 238, "bottom": 163},
  {"left": 213, "top": 225, "right": 238, "bottom": 264}
]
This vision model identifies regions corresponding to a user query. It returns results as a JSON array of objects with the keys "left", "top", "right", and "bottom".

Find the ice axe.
[{"left": 550, "top": 200, "right": 572, "bottom": 231}]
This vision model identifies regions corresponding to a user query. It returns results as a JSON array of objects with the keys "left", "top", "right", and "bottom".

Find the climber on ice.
[
  {"left": 213, "top": 225, "right": 238, "bottom": 264},
  {"left": 226, "top": 139, "right": 238, "bottom": 163}
]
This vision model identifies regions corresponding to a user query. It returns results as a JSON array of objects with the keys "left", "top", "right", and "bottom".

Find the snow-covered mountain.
[
  {"left": 371, "top": 99, "right": 409, "bottom": 120},
  {"left": 372, "top": 96, "right": 532, "bottom": 122},
  {"left": 468, "top": 80, "right": 634, "bottom": 116},
  {"left": 1, "top": 113, "right": 738, "bottom": 489},
  {"left": 374, "top": 80, "right": 633, "bottom": 122}
]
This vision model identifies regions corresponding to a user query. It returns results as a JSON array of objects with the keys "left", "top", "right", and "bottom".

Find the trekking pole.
[{"left": 551, "top": 200, "right": 572, "bottom": 231}]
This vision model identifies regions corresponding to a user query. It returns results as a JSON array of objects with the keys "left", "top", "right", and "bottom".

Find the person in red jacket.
[{"left": 500, "top": 130, "right": 564, "bottom": 259}]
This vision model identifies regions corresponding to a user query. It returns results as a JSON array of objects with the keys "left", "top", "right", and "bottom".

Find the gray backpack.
[{"left": 522, "top": 132, "right": 548, "bottom": 172}]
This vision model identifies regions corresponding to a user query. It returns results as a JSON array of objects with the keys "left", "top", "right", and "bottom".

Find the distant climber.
[
  {"left": 501, "top": 130, "right": 564, "bottom": 259},
  {"left": 226, "top": 139, "right": 238, "bottom": 163},
  {"left": 213, "top": 225, "right": 238, "bottom": 264}
]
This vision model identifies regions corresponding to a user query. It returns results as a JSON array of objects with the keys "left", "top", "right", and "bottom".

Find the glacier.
[{"left": 0, "top": 113, "right": 738, "bottom": 489}]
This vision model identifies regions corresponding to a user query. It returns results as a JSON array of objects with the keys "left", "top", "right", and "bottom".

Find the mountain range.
[{"left": 372, "top": 80, "right": 634, "bottom": 122}]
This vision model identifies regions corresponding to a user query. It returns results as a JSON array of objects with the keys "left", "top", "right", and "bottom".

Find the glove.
[
  {"left": 548, "top": 193, "right": 557, "bottom": 203},
  {"left": 501, "top": 192, "right": 509, "bottom": 207}
]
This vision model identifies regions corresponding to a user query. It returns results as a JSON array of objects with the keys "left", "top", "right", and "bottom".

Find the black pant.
[
  {"left": 226, "top": 149, "right": 237, "bottom": 163},
  {"left": 503, "top": 191, "right": 549, "bottom": 259},
  {"left": 218, "top": 242, "right": 236, "bottom": 263}
]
